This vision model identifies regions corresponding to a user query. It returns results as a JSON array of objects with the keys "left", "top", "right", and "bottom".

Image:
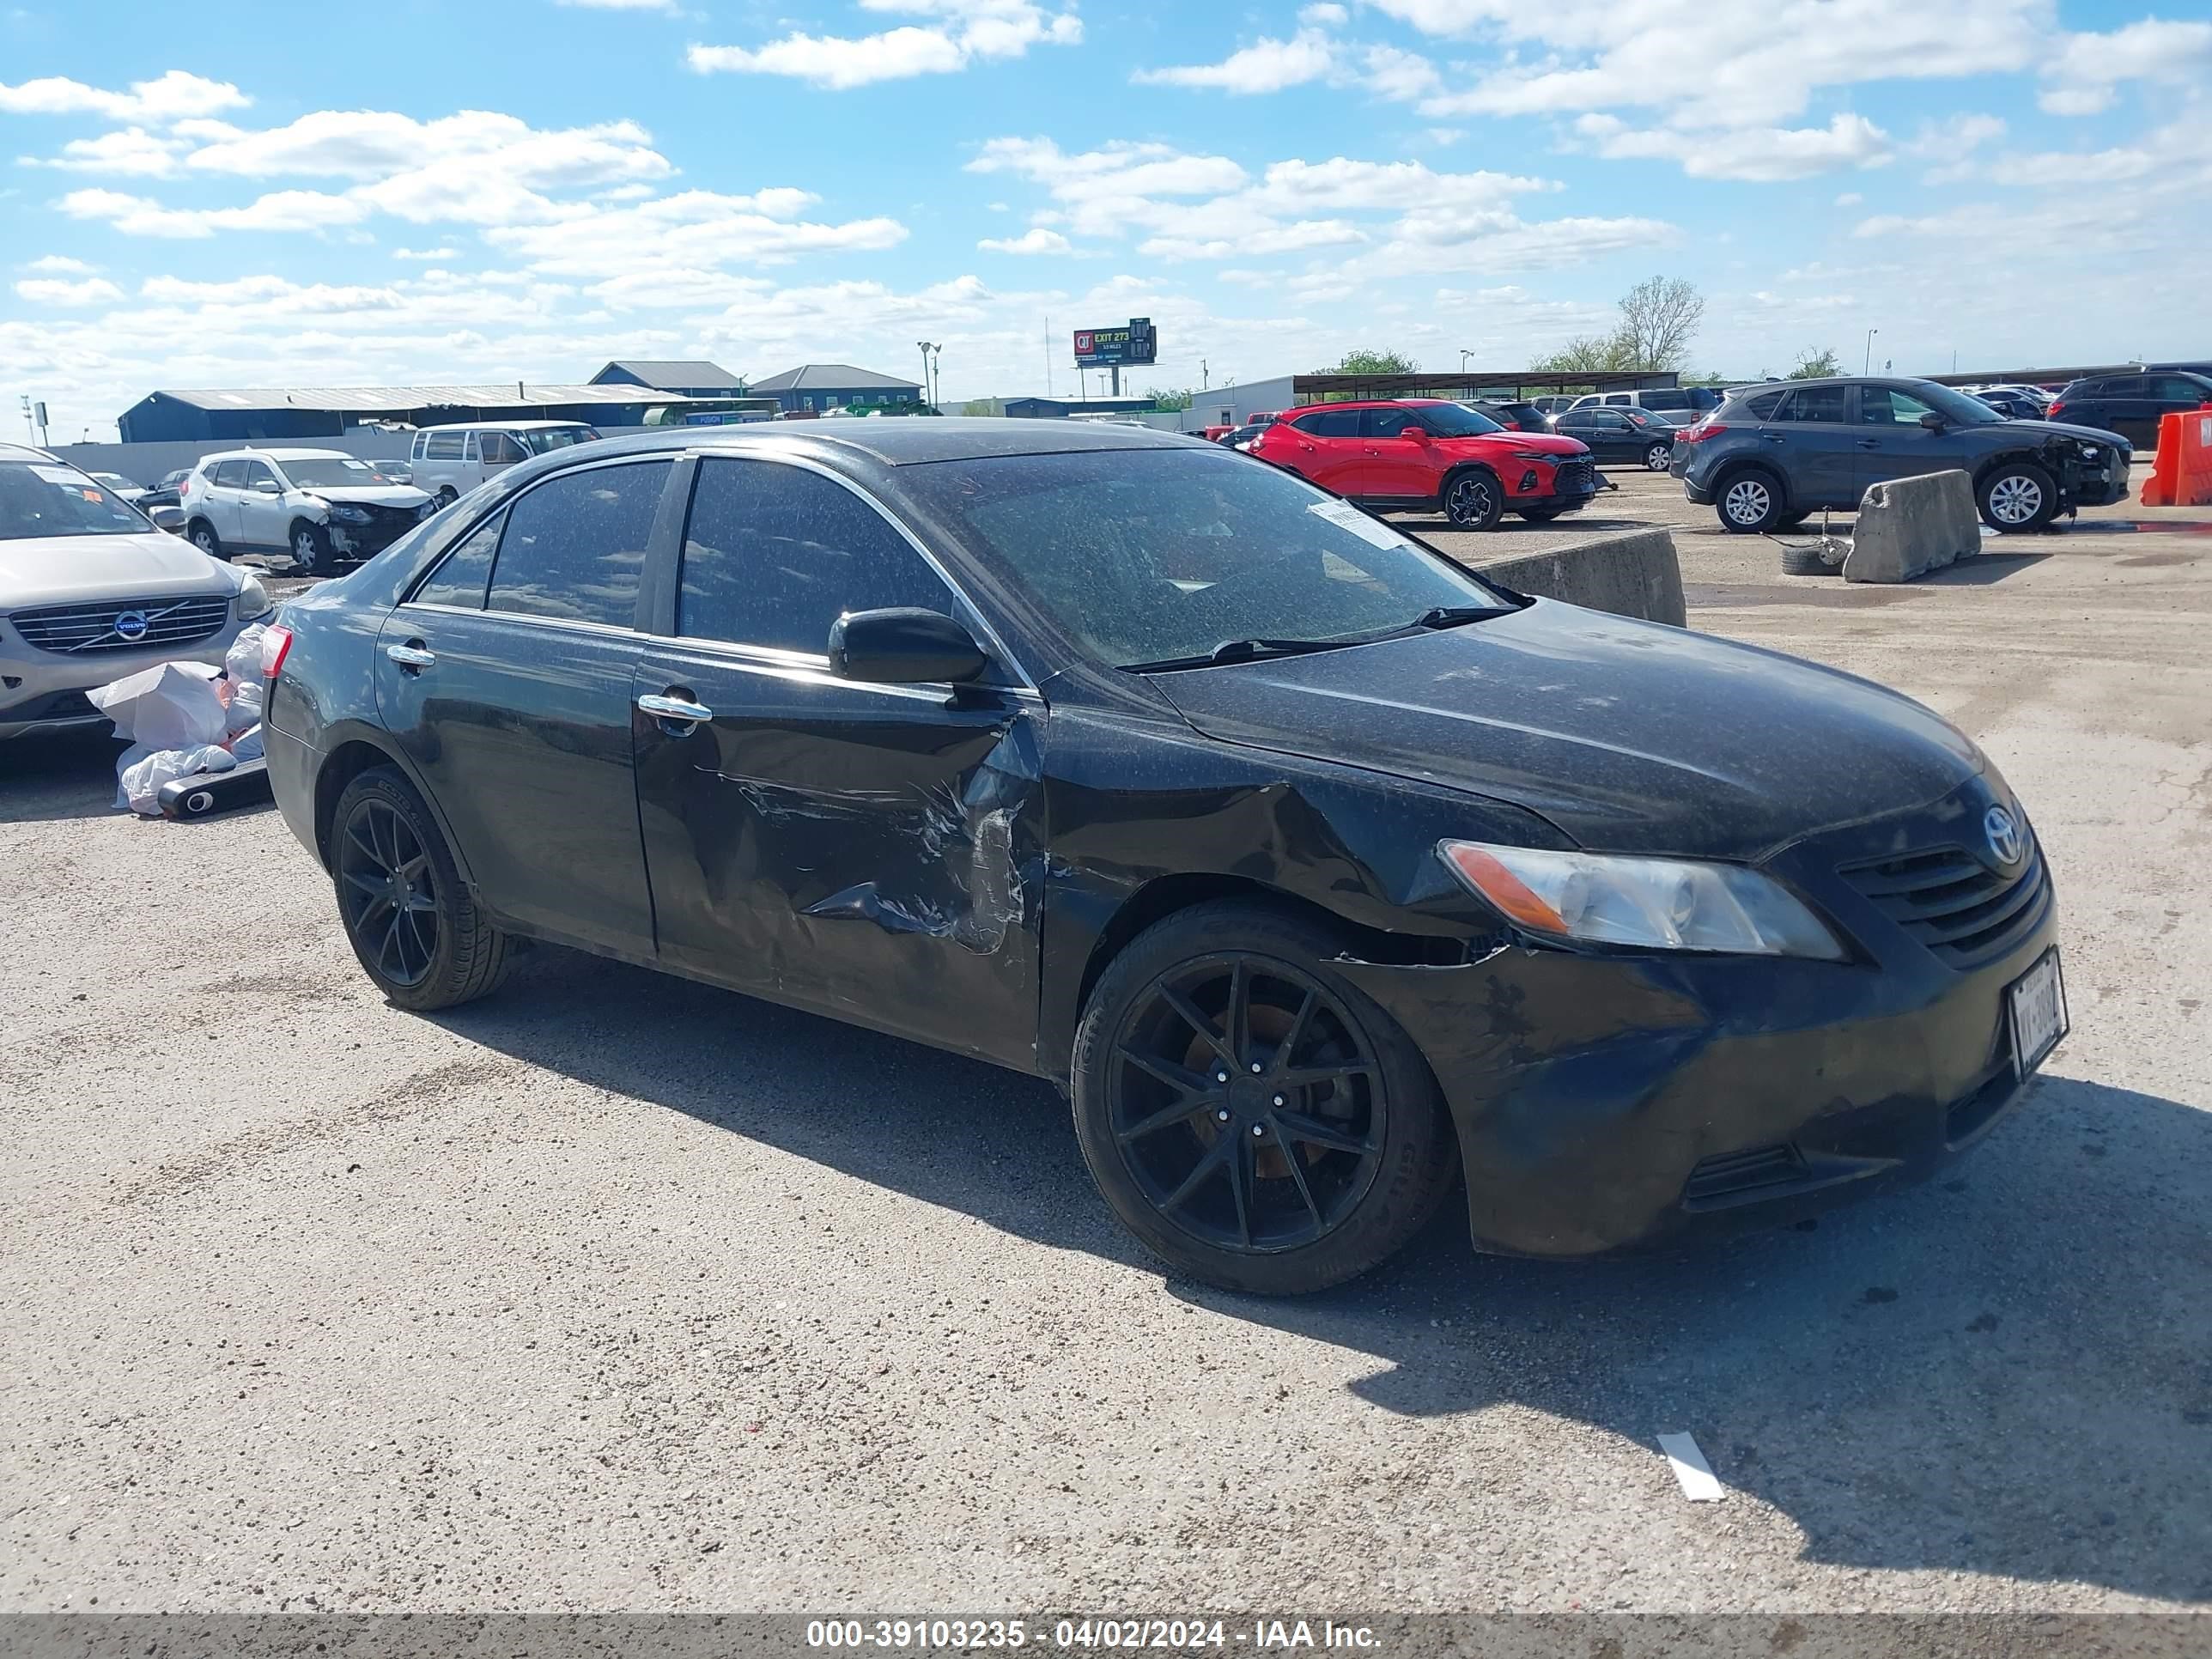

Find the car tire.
[
  {"left": 1070, "top": 900, "right": 1457, "bottom": 1296},
  {"left": 291, "top": 520, "right": 333, "bottom": 575},
  {"left": 1716, "top": 469, "right": 1787, "bottom": 533},
  {"left": 1644, "top": 441, "right": 1674, "bottom": 471},
  {"left": 188, "top": 520, "right": 226, "bottom": 561},
  {"left": 1441, "top": 467, "right": 1504, "bottom": 531},
  {"left": 1779, "top": 544, "right": 1837, "bottom": 576},
  {"left": 331, "top": 766, "right": 511, "bottom": 1012},
  {"left": 1977, "top": 460, "right": 2058, "bottom": 534},
  {"left": 435, "top": 486, "right": 459, "bottom": 508}
]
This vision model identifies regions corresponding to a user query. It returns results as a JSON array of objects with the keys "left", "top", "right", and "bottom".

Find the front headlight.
[
  {"left": 1510, "top": 450, "right": 1555, "bottom": 462},
  {"left": 331, "top": 504, "right": 372, "bottom": 524},
  {"left": 1438, "top": 839, "right": 1844, "bottom": 959},
  {"left": 234, "top": 574, "right": 273, "bottom": 622}
]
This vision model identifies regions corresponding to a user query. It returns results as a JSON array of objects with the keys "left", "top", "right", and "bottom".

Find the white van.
[
  {"left": 1563, "top": 387, "right": 1724, "bottom": 420},
  {"left": 407, "top": 421, "right": 598, "bottom": 504}
]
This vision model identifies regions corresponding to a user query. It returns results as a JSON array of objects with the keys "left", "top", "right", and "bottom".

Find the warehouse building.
[
  {"left": 117, "top": 383, "right": 684, "bottom": 444},
  {"left": 750, "top": 363, "right": 923, "bottom": 415},
  {"left": 588, "top": 359, "right": 749, "bottom": 398}
]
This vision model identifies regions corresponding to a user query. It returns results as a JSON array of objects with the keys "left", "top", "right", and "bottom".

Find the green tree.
[
  {"left": 1529, "top": 334, "right": 1635, "bottom": 375},
  {"left": 1787, "top": 347, "right": 1844, "bottom": 380},
  {"left": 1316, "top": 349, "right": 1419, "bottom": 376},
  {"left": 1145, "top": 386, "right": 1196, "bottom": 411}
]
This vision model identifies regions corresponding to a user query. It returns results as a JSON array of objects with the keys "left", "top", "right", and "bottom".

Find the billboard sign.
[{"left": 1073, "top": 317, "right": 1158, "bottom": 368}]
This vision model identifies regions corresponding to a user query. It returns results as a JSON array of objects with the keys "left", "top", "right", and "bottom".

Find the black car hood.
[{"left": 1146, "top": 599, "right": 1984, "bottom": 861}]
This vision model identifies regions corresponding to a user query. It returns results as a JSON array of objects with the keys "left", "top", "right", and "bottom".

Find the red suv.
[{"left": 1249, "top": 398, "right": 1597, "bottom": 530}]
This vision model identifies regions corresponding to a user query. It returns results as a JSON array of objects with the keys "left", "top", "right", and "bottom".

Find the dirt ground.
[{"left": 3, "top": 474, "right": 2209, "bottom": 1619}]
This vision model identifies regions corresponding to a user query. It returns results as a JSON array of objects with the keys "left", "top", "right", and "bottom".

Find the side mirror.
[
  {"left": 1918, "top": 411, "right": 1948, "bottom": 432},
  {"left": 255, "top": 479, "right": 281, "bottom": 495},
  {"left": 1404, "top": 425, "right": 1431, "bottom": 442},
  {"left": 828, "top": 607, "right": 989, "bottom": 685}
]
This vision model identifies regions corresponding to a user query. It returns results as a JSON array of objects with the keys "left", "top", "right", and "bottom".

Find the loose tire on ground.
[
  {"left": 1717, "top": 470, "right": 1788, "bottom": 534},
  {"left": 331, "top": 765, "right": 511, "bottom": 1012},
  {"left": 1779, "top": 543, "right": 1837, "bottom": 576},
  {"left": 1071, "top": 899, "right": 1457, "bottom": 1295},
  {"left": 1977, "top": 460, "right": 2058, "bottom": 534}
]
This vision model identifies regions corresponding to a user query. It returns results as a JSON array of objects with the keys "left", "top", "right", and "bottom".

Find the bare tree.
[
  {"left": 1614, "top": 276, "right": 1705, "bottom": 371},
  {"left": 1529, "top": 335, "right": 1633, "bottom": 374}
]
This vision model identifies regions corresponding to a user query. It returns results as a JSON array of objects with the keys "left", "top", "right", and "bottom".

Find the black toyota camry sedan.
[{"left": 263, "top": 421, "right": 2065, "bottom": 1294}]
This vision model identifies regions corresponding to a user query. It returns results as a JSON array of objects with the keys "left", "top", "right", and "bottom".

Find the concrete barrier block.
[
  {"left": 1479, "top": 526, "right": 1686, "bottom": 627},
  {"left": 1843, "top": 469, "right": 1980, "bottom": 584}
]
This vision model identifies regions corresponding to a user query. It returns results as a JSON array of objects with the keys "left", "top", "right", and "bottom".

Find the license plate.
[{"left": 2007, "top": 949, "right": 2068, "bottom": 1078}]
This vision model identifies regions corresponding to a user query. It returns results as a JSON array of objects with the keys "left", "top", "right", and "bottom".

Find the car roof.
[
  {"left": 200, "top": 447, "right": 356, "bottom": 462},
  {"left": 0, "top": 441, "right": 58, "bottom": 463},
  {"left": 514, "top": 416, "right": 1212, "bottom": 470},
  {"left": 1283, "top": 398, "right": 1455, "bottom": 413}
]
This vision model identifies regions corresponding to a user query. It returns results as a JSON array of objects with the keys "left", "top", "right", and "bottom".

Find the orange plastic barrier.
[{"left": 2141, "top": 409, "right": 2212, "bottom": 507}]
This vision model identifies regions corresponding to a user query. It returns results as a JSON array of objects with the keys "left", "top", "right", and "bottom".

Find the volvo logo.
[
  {"left": 112, "top": 610, "right": 149, "bottom": 642},
  {"left": 1984, "top": 804, "right": 2026, "bottom": 868}
]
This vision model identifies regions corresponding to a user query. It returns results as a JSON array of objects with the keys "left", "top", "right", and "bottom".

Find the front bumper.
[
  {"left": 0, "top": 623, "right": 244, "bottom": 741},
  {"left": 1507, "top": 458, "right": 1600, "bottom": 511},
  {"left": 1336, "top": 787, "right": 2061, "bottom": 1256}
]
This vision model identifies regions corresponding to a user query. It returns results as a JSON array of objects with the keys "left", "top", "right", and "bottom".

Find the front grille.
[
  {"left": 1682, "top": 1144, "right": 1808, "bottom": 1206},
  {"left": 1841, "top": 840, "right": 2050, "bottom": 965},
  {"left": 8, "top": 593, "right": 232, "bottom": 655},
  {"left": 1553, "top": 459, "right": 1595, "bottom": 495}
]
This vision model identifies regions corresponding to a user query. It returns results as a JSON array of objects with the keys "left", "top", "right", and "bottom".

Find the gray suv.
[{"left": 1673, "top": 376, "right": 2132, "bottom": 535}]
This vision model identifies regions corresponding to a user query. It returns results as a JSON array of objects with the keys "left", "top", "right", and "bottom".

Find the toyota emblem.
[
  {"left": 1984, "top": 804, "right": 2025, "bottom": 868},
  {"left": 113, "top": 610, "right": 149, "bottom": 642}
]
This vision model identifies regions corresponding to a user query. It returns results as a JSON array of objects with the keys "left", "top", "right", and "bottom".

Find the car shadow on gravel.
[
  {"left": 437, "top": 945, "right": 2212, "bottom": 1602},
  {"left": 0, "top": 729, "right": 128, "bottom": 823}
]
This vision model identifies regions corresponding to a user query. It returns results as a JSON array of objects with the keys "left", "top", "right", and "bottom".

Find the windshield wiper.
[
  {"left": 1407, "top": 605, "right": 1514, "bottom": 629},
  {"left": 1121, "top": 636, "right": 1358, "bottom": 673}
]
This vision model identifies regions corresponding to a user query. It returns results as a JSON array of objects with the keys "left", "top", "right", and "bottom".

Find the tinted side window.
[
  {"left": 1743, "top": 391, "right": 1787, "bottom": 419},
  {"left": 480, "top": 432, "right": 525, "bottom": 464},
  {"left": 410, "top": 434, "right": 427, "bottom": 460},
  {"left": 678, "top": 459, "right": 953, "bottom": 654},
  {"left": 1775, "top": 386, "right": 1849, "bottom": 422},
  {"left": 2151, "top": 376, "right": 2208, "bottom": 401},
  {"left": 1860, "top": 386, "right": 1936, "bottom": 425},
  {"left": 413, "top": 510, "right": 504, "bottom": 610},
  {"left": 485, "top": 461, "right": 665, "bottom": 628},
  {"left": 427, "top": 432, "right": 465, "bottom": 460},
  {"left": 212, "top": 460, "right": 246, "bottom": 487},
  {"left": 2100, "top": 376, "right": 2148, "bottom": 397},
  {"left": 1641, "top": 391, "right": 1690, "bottom": 411},
  {"left": 1365, "top": 407, "right": 1424, "bottom": 438},
  {"left": 240, "top": 461, "right": 278, "bottom": 490},
  {"left": 1301, "top": 409, "right": 1362, "bottom": 438}
]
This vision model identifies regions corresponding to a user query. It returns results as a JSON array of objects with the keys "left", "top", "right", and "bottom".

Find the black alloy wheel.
[
  {"left": 1073, "top": 902, "right": 1455, "bottom": 1293},
  {"left": 337, "top": 795, "right": 441, "bottom": 988},
  {"left": 1443, "top": 468, "right": 1504, "bottom": 530},
  {"left": 330, "top": 766, "right": 511, "bottom": 1010}
]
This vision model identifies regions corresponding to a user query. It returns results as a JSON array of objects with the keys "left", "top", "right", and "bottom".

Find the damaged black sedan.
[{"left": 264, "top": 422, "right": 2065, "bottom": 1294}]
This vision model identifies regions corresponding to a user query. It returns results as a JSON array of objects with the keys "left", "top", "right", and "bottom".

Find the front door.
[
  {"left": 1852, "top": 383, "right": 1960, "bottom": 491},
  {"left": 1359, "top": 405, "right": 1434, "bottom": 501},
  {"left": 629, "top": 454, "right": 1043, "bottom": 1068},
  {"left": 234, "top": 459, "right": 288, "bottom": 550},
  {"left": 372, "top": 456, "right": 672, "bottom": 957},
  {"left": 199, "top": 460, "right": 247, "bottom": 543}
]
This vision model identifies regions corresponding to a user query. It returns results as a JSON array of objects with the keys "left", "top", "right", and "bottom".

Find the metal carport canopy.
[{"left": 1290, "top": 369, "right": 1682, "bottom": 401}]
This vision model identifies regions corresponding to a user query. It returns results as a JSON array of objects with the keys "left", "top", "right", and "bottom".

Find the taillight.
[
  {"left": 2045, "top": 401, "right": 2064, "bottom": 418},
  {"left": 261, "top": 623, "right": 294, "bottom": 680},
  {"left": 1677, "top": 422, "right": 1728, "bottom": 443}
]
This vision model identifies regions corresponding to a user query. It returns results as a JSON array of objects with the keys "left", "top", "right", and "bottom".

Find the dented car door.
[{"left": 629, "top": 454, "right": 1045, "bottom": 1069}]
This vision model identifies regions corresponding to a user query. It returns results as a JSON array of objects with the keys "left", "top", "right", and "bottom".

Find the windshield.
[
  {"left": 1423, "top": 403, "right": 1504, "bottom": 436},
  {"left": 901, "top": 447, "right": 1513, "bottom": 670},
  {"left": 0, "top": 460, "right": 150, "bottom": 541},
  {"left": 1904, "top": 380, "right": 2006, "bottom": 427},
  {"left": 520, "top": 427, "right": 595, "bottom": 453},
  {"left": 283, "top": 458, "right": 383, "bottom": 488}
]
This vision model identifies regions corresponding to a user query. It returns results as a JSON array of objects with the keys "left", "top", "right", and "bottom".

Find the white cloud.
[
  {"left": 1140, "top": 220, "right": 1364, "bottom": 261},
  {"left": 392, "top": 246, "right": 459, "bottom": 260},
  {"left": 1833, "top": 191, "right": 1863, "bottom": 207},
  {"left": 556, "top": 0, "right": 678, "bottom": 9},
  {"left": 967, "top": 137, "right": 1249, "bottom": 238},
  {"left": 2039, "top": 18, "right": 2212, "bottom": 115},
  {"left": 23, "top": 127, "right": 191, "bottom": 175},
  {"left": 1133, "top": 30, "right": 1337, "bottom": 94},
  {"left": 15, "top": 276, "right": 124, "bottom": 306},
  {"left": 1575, "top": 111, "right": 1894, "bottom": 181},
  {"left": 1362, "top": 45, "right": 1443, "bottom": 102},
  {"left": 56, "top": 186, "right": 370, "bottom": 238},
  {"left": 182, "top": 109, "right": 671, "bottom": 189},
  {"left": 22, "top": 254, "right": 98, "bottom": 273},
  {"left": 688, "top": 0, "right": 1080, "bottom": 88},
  {"left": 977, "top": 227, "right": 1073, "bottom": 254},
  {"left": 0, "top": 70, "right": 248, "bottom": 124},
  {"left": 1299, "top": 3, "right": 1348, "bottom": 21},
  {"left": 487, "top": 188, "right": 908, "bottom": 278},
  {"left": 1423, "top": 126, "right": 1465, "bottom": 146}
]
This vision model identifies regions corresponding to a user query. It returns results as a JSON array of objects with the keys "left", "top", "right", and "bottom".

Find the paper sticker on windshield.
[
  {"left": 1309, "top": 498, "right": 1408, "bottom": 550},
  {"left": 28, "top": 465, "right": 84, "bottom": 486}
]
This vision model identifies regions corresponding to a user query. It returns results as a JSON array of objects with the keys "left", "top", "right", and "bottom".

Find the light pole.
[
  {"left": 1863, "top": 328, "right": 1879, "bottom": 375},
  {"left": 1200, "top": 359, "right": 1209, "bottom": 392},
  {"left": 916, "top": 340, "right": 941, "bottom": 410}
]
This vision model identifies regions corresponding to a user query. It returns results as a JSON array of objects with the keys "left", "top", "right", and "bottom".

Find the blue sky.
[{"left": 3, "top": 0, "right": 2208, "bottom": 439}]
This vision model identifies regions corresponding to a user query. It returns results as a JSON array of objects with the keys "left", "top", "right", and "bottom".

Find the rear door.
[
  {"left": 1759, "top": 383, "right": 1860, "bottom": 507},
  {"left": 198, "top": 461, "right": 246, "bottom": 542},
  {"left": 2145, "top": 376, "right": 2211, "bottom": 450},
  {"left": 373, "top": 455, "right": 673, "bottom": 957},
  {"left": 2071, "top": 376, "right": 2143, "bottom": 445},
  {"left": 629, "top": 454, "right": 1043, "bottom": 1066},
  {"left": 1279, "top": 408, "right": 1365, "bottom": 494},
  {"left": 1852, "top": 383, "right": 1959, "bottom": 490}
]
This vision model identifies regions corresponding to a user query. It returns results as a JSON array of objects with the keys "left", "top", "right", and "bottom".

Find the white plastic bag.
[
  {"left": 228, "top": 724, "right": 264, "bottom": 763},
  {"left": 223, "top": 678, "right": 263, "bottom": 736},
  {"left": 117, "top": 743, "right": 236, "bottom": 816},
  {"left": 224, "top": 623, "right": 269, "bottom": 690},
  {"left": 86, "top": 660, "right": 226, "bottom": 750}
]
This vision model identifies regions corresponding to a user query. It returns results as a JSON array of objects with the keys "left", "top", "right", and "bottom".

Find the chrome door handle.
[
  {"left": 385, "top": 642, "right": 435, "bottom": 669},
  {"left": 637, "top": 692, "right": 714, "bottom": 724},
  {"left": 1856, "top": 439, "right": 1881, "bottom": 449}
]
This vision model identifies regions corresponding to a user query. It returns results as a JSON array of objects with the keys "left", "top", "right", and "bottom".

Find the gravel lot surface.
[{"left": 3, "top": 477, "right": 2209, "bottom": 1617}]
